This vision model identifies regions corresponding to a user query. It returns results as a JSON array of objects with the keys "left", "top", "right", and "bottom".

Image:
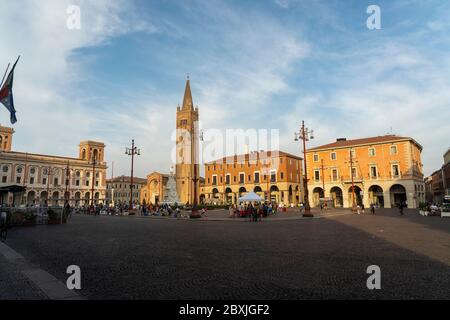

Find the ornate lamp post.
[
  {"left": 294, "top": 121, "right": 314, "bottom": 217},
  {"left": 64, "top": 161, "right": 74, "bottom": 203},
  {"left": 190, "top": 128, "right": 203, "bottom": 218},
  {"left": 349, "top": 148, "right": 358, "bottom": 212},
  {"left": 89, "top": 154, "right": 100, "bottom": 208},
  {"left": 125, "top": 139, "right": 140, "bottom": 210}
]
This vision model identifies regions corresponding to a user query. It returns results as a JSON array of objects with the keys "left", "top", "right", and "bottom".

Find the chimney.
[{"left": 336, "top": 138, "right": 347, "bottom": 142}]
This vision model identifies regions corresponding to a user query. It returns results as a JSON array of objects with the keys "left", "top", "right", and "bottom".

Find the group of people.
[{"left": 228, "top": 203, "right": 278, "bottom": 221}]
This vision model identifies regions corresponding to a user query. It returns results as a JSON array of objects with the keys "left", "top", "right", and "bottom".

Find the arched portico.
[
  {"left": 390, "top": 184, "right": 407, "bottom": 208},
  {"left": 330, "top": 186, "right": 343, "bottom": 208},
  {"left": 312, "top": 187, "right": 324, "bottom": 207},
  {"left": 368, "top": 185, "right": 384, "bottom": 208}
]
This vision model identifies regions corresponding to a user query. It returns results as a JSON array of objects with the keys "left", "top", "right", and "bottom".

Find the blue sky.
[{"left": 1, "top": 0, "right": 449, "bottom": 177}]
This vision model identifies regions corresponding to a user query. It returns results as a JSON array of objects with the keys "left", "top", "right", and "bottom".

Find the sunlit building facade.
[
  {"left": 0, "top": 125, "right": 107, "bottom": 206},
  {"left": 202, "top": 150, "right": 304, "bottom": 205},
  {"left": 305, "top": 135, "right": 425, "bottom": 208}
]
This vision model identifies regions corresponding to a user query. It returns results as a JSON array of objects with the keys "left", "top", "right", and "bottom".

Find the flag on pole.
[{"left": 0, "top": 56, "right": 20, "bottom": 124}]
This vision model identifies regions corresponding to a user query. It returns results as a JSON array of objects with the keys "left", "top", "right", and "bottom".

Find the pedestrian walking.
[
  {"left": 370, "top": 203, "right": 375, "bottom": 215},
  {"left": 361, "top": 203, "right": 365, "bottom": 214},
  {"left": 399, "top": 201, "right": 405, "bottom": 215}
]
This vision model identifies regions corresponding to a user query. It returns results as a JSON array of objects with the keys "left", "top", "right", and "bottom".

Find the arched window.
[{"left": 82, "top": 149, "right": 86, "bottom": 160}]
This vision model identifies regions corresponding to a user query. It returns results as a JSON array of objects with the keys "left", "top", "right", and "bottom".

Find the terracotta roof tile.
[
  {"left": 308, "top": 135, "right": 418, "bottom": 151},
  {"left": 207, "top": 150, "right": 302, "bottom": 165}
]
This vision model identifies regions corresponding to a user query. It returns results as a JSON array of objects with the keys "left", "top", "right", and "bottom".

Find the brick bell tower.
[{"left": 175, "top": 77, "right": 199, "bottom": 205}]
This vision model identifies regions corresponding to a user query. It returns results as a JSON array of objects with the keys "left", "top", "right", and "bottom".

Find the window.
[
  {"left": 16, "top": 167, "right": 22, "bottom": 173},
  {"left": 313, "top": 154, "right": 319, "bottom": 162},
  {"left": 220, "top": 176, "right": 223, "bottom": 183},
  {"left": 29, "top": 177, "right": 34, "bottom": 184},
  {"left": 30, "top": 168, "right": 36, "bottom": 174},
  {"left": 225, "top": 174, "right": 231, "bottom": 185},
  {"left": 369, "top": 148, "right": 376, "bottom": 157},
  {"left": 349, "top": 149, "right": 356, "bottom": 159},
  {"left": 54, "top": 178, "right": 58, "bottom": 186},
  {"left": 351, "top": 167, "right": 357, "bottom": 179},
  {"left": 280, "top": 172, "right": 284, "bottom": 180},
  {"left": 16, "top": 177, "right": 20, "bottom": 184},
  {"left": 392, "top": 164, "right": 400, "bottom": 177},
  {"left": 248, "top": 175, "right": 251, "bottom": 182},
  {"left": 390, "top": 145, "right": 397, "bottom": 155},
  {"left": 86, "top": 172, "right": 90, "bottom": 178},
  {"left": 76, "top": 180, "right": 79, "bottom": 186},
  {"left": 270, "top": 171, "right": 276, "bottom": 183},
  {"left": 254, "top": 172, "right": 260, "bottom": 183},
  {"left": 2, "top": 166, "right": 8, "bottom": 173},
  {"left": 331, "top": 152, "right": 337, "bottom": 160},
  {"left": 43, "top": 178, "right": 47, "bottom": 185},
  {"left": 233, "top": 176, "right": 236, "bottom": 183},
  {"left": 86, "top": 180, "right": 90, "bottom": 186},
  {"left": 332, "top": 169, "right": 338, "bottom": 181},
  {"left": 370, "top": 166, "right": 377, "bottom": 178},
  {"left": 314, "top": 170, "right": 320, "bottom": 181},
  {"left": 239, "top": 173, "right": 245, "bottom": 184},
  {"left": 212, "top": 175, "right": 217, "bottom": 185},
  {"left": 1, "top": 176, "right": 6, "bottom": 183},
  {"left": 95, "top": 181, "right": 99, "bottom": 187}
]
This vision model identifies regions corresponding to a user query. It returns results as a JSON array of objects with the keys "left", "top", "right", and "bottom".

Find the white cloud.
[{"left": 0, "top": 0, "right": 157, "bottom": 177}]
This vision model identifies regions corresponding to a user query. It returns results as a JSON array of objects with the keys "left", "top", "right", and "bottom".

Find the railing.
[{"left": 0, "top": 206, "right": 65, "bottom": 226}]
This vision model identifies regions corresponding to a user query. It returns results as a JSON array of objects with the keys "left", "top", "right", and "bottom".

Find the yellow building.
[
  {"left": 105, "top": 175, "right": 147, "bottom": 206},
  {"left": 0, "top": 125, "right": 107, "bottom": 206},
  {"left": 305, "top": 135, "right": 425, "bottom": 209},
  {"left": 202, "top": 150, "right": 304, "bottom": 205}
]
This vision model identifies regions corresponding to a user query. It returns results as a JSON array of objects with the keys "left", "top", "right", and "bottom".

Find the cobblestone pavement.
[
  {"left": 3, "top": 209, "right": 450, "bottom": 300},
  {"left": 0, "top": 254, "right": 48, "bottom": 300}
]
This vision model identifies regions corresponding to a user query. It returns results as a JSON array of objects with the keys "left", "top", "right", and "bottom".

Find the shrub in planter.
[
  {"left": 11, "top": 211, "right": 26, "bottom": 226},
  {"left": 47, "top": 209, "right": 60, "bottom": 224},
  {"left": 24, "top": 212, "right": 37, "bottom": 226}
]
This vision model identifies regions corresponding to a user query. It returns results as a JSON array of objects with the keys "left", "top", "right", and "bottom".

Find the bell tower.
[
  {"left": 79, "top": 141, "right": 106, "bottom": 162},
  {"left": 0, "top": 125, "right": 14, "bottom": 151},
  {"left": 175, "top": 77, "right": 199, "bottom": 205}
]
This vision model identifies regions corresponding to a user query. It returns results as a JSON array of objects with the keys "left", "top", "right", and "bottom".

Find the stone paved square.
[{"left": 1, "top": 208, "right": 449, "bottom": 300}]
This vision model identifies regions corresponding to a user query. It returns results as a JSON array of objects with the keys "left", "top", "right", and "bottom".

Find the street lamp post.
[
  {"left": 294, "top": 121, "right": 314, "bottom": 217},
  {"left": 125, "top": 139, "right": 140, "bottom": 211},
  {"left": 65, "top": 161, "right": 72, "bottom": 203},
  {"left": 46, "top": 166, "right": 51, "bottom": 206},
  {"left": 89, "top": 155, "right": 99, "bottom": 208},
  {"left": 190, "top": 128, "right": 203, "bottom": 219},
  {"left": 349, "top": 148, "right": 358, "bottom": 212}
]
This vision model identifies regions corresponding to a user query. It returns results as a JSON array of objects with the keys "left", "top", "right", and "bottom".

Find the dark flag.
[{"left": 0, "top": 56, "right": 20, "bottom": 124}]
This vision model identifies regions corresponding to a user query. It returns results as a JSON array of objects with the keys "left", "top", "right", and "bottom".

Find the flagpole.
[{"left": 0, "top": 63, "right": 10, "bottom": 88}]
